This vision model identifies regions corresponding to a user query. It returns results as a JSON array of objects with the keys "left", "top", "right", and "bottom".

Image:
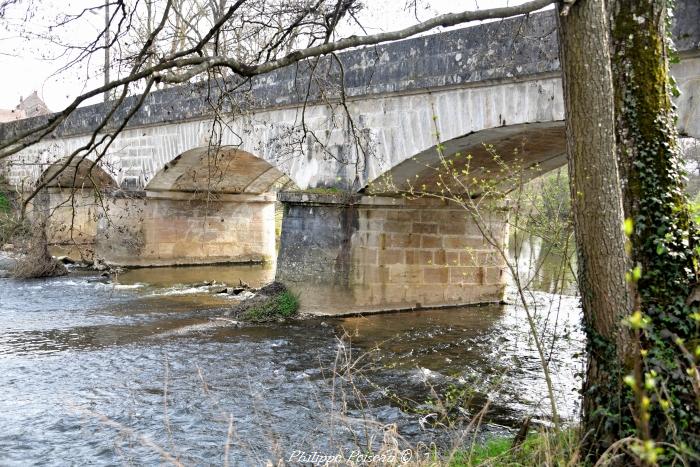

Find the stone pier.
[
  {"left": 276, "top": 192, "right": 509, "bottom": 314},
  {"left": 43, "top": 188, "right": 103, "bottom": 246},
  {"left": 95, "top": 191, "right": 276, "bottom": 267}
]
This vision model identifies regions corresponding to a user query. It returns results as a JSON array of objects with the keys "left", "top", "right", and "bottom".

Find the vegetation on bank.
[
  {"left": 521, "top": 168, "right": 571, "bottom": 245},
  {"left": 0, "top": 192, "right": 10, "bottom": 213},
  {"left": 450, "top": 429, "right": 580, "bottom": 466}
]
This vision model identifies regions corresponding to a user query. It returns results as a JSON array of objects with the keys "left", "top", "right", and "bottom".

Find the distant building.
[
  {"left": 0, "top": 91, "right": 51, "bottom": 122},
  {"left": 0, "top": 108, "right": 24, "bottom": 122}
]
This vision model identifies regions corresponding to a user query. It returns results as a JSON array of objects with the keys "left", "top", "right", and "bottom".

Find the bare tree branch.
[{"left": 0, "top": 0, "right": 555, "bottom": 161}]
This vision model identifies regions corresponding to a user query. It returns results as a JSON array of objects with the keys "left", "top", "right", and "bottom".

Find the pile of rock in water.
[
  {"left": 0, "top": 243, "right": 68, "bottom": 278},
  {"left": 2, "top": 252, "right": 135, "bottom": 281},
  {"left": 0, "top": 246, "right": 69, "bottom": 278},
  {"left": 210, "top": 279, "right": 257, "bottom": 300},
  {"left": 49, "top": 256, "right": 126, "bottom": 283},
  {"left": 164, "top": 280, "right": 298, "bottom": 322},
  {"left": 224, "top": 281, "right": 299, "bottom": 322}
]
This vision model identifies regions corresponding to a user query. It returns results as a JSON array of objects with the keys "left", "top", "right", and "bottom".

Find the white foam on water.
[
  {"left": 148, "top": 319, "right": 235, "bottom": 338},
  {"left": 145, "top": 286, "right": 210, "bottom": 297},
  {"left": 62, "top": 280, "right": 87, "bottom": 287},
  {"left": 99, "top": 283, "right": 146, "bottom": 290}
]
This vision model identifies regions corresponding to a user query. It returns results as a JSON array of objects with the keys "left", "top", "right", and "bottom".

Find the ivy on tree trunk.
[{"left": 610, "top": 0, "right": 700, "bottom": 458}]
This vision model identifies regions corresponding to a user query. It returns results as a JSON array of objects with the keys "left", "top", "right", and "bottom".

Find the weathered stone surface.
[
  {"left": 43, "top": 188, "right": 103, "bottom": 245},
  {"left": 276, "top": 193, "right": 508, "bottom": 314},
  {"left": 95, "top": 193, "right": 276, "bottom": 267}
]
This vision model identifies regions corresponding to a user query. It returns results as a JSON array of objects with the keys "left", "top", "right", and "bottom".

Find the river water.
[{"left": 0, "top": 240, "right": 583, "bottom": 465}]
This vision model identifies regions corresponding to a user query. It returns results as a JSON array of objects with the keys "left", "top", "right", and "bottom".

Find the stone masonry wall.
[
  {"left": 351, "top": 198, "right": 508, "bottom": 310},
  {"left": 276, "top": 193, "right": 508, "bottom": 314},
  {"left": 44, "top": 189, "right": 102, "bottom": 245},
  {"left": 96, "top": 194, "right": 276, "bottom": 267}
]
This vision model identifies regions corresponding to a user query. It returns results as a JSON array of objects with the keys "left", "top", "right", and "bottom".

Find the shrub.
[{"left": 243, "top": 291, "right": 299, "bottom": 322}]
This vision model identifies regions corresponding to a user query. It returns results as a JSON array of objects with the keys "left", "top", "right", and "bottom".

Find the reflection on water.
[
  {"left": 341, "top": 294, "right": 582, "bottom": 424},
  {"left": 509, "top": 234, "right": 577, "bottom": 296},
  {"left": 115, "top": 263, "right": 275, "bottom": 288},
  {"left": 0, "top": 246, "right": 583, "bottom": 465}
]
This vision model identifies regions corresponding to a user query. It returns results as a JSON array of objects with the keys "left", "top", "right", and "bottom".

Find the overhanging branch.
[{"left": 0, "top": 0, "right": 556, "bottom": 161}]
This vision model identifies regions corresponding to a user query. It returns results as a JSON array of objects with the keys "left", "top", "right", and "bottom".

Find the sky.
[{"left": 0, "top": 0, "right": 535, "bottom": 112}]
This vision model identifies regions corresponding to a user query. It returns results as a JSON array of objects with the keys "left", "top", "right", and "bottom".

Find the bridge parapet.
[{"left": 0, "top": 0, "right": 696, "bottom": 144}]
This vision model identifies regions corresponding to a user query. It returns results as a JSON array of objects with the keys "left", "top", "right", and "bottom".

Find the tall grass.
[
  {"left": 450, "top": 429, "right": 581, "bottom": 466},
  {"left": 0, "top": 192, "right": 10, "bottom": 213}
]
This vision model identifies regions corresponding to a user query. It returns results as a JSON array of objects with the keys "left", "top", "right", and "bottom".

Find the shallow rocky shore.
[{"left": 0, "top": 251, "right": 298, "bottom": 323}]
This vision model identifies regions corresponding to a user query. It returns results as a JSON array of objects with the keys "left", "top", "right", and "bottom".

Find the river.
[{"left": 0, "top": 239, "right": 582, "bottom": 465}]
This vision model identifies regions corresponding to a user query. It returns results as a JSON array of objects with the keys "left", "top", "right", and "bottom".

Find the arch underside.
[
  {"left": 38, "top": 156, "right": 117, "bottom": 190},
  {"left": 145, "top": 146, "right": 295, "bottom": 194},
  {"left": 366, "top": 122, "right": 567, "bottom": 196}
]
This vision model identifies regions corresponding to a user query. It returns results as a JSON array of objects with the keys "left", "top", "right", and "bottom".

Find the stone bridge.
[{"left": 1, "top": 1, "right": 699, "bottom": 313}]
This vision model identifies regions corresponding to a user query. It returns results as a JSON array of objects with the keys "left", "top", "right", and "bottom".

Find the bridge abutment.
[{"left": 276, "top": 192, "right": 508, "bottom": 314}]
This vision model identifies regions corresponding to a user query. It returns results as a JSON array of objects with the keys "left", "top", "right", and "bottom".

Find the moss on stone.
[
  {"left": 242, "top": 290, "right": 299, "bottom": 322},
  {"left": 228, "top": 282, "right": 300, "bottom": 323}
]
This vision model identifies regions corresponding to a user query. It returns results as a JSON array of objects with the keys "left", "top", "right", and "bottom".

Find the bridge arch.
[
  {"left": 144, "top": 146, "right": 296, "bottom": 195},
  {"left": 364, "top": 121, "right": 567, "bottom": 196},
  {"left": 97, "top": 146, "right": 294, "bottom": 267},
  {"left": 37, "top": 155, "right": 118, "bottom": 190}
]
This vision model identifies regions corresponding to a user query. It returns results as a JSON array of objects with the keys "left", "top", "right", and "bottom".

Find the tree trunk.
[
  {"left": 557, "top": 0, "right": 633, "bottom": 459},
  {"left": 610, "top": 0, "right": 700, "bottom": 453}
]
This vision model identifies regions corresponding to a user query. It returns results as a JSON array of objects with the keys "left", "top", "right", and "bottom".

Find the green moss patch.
[
  {"left": 243, "top": 290, "right": 299, "bottom": 322},
  {"left": 229, "top": 282, "right": 299, "bottom": 323}
]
